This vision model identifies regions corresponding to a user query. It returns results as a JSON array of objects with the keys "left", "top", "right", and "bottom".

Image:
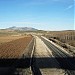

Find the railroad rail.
[{"left": 40, "top": 36, "right": 75, "bottom": 75}]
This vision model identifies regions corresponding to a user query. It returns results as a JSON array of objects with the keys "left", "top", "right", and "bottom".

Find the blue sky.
[{"left": 0, "top": 0, "right": 74, "bottom": 30}]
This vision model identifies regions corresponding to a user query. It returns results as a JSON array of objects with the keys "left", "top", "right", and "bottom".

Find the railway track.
[
  {"left": 40, "top": 36, "right": 75, "bottom": 75},
  {"left": 31, "top": 36, "right": 66, "bottom": 75}
]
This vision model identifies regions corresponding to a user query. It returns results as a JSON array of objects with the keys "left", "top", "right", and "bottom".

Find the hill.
[{"left": 6, "top": 26, "right": 38, "bottom": 31}]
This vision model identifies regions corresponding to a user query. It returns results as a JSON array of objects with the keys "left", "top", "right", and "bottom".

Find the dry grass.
[
  {"left": 67, "top": 41, "right": 75, "bottom": 47},
  {"left": 44, "top": 30, "right": 75, "bottom": 47}
]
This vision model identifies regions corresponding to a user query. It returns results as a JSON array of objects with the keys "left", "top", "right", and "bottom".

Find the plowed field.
[
  {"left": 0, "top": 36, "right": 26, "bottom": 45},
  {"left": 0, "top": 36, "right": 33, "bottom": 58}
]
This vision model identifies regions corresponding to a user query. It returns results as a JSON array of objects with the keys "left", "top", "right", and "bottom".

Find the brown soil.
[
  {"left": 0, "top": 36, "right": 33, "bottom": 58},
  {"left": 0, "top": 36, "right": 26, "bottom": 45}
]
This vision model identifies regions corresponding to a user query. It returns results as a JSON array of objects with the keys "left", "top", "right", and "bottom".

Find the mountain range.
[{"left": 6, "top": 26, "right": 38, "bottom": 31}]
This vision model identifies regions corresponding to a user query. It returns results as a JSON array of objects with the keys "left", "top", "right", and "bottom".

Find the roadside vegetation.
[
  {"left": 44, "top": 30, "right": 75, "bottom": 47},
  {"left": 43, "top": 30, "right": 75, "bottom": 56}
]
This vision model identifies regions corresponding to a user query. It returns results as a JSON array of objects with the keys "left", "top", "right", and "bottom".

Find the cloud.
[{"left": 65, "top": 5, "right": 73, "bottom": 10}]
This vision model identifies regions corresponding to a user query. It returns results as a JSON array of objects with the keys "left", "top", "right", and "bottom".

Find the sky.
[{"left": 0, "top": 0, "right": 74, "bottom": 30}]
